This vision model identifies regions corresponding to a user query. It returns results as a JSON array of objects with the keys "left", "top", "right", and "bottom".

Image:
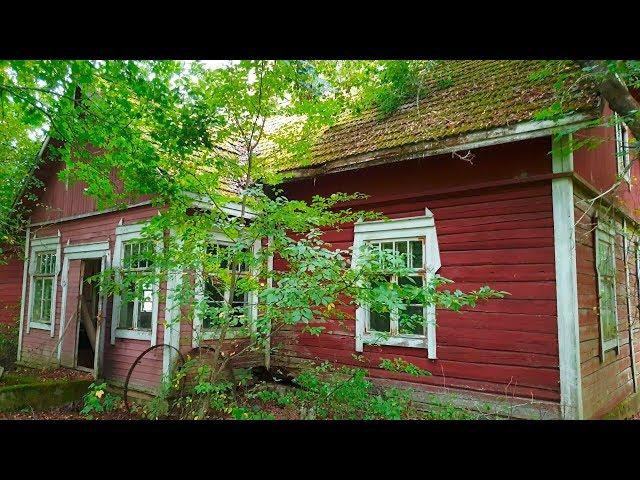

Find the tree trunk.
[{"left": 576, "top": 60, "right": 640, "bottom": 140}]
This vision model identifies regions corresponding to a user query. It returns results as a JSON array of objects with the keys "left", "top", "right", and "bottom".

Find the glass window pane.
[
  {"left": 597, "top": 233, "right": 617, "bottom": 345},
  {"left": 396, "top": 241, "right": 408, "bottom": 266},
  {"left": 119, "top": 300, "right": 134, "bottom": 329},
  {"left": 410, "top": 240, "right": 423, "bottom": 269},
  {"left": 369, "top": 310, "right": 391, "bottom": 333},
  {"left": 32, "top": 279, "right": 43, "bottom": 321},
  {"left": 123, "top": 241, "right": 152, "bottom": 270},
  {"left": 141, "top": 288, "right": 153, "bottom": 313},
  {"left": 398, "top": 275, "right": 423, "bottom": 287},
  {"left": 203, "top": 280, "right": 224, "bottom": 329},
  {"left": 42, "top": 278, "right": 53, "bottom": 323},
  {"left": 35, "top": 252, "right": 55, "bottom": 275},
  {"left": 230, "top": 289, "right": 248, "bottom": 327},
  {"left": 138, "top": 311, "right": 152, "bottom": 330},
  {"left": 399, "top": 305, "right": 424, "bottom": 335}
]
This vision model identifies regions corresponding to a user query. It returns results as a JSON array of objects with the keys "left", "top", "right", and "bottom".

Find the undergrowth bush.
[
  {"left": 139, "top": 359, "right": 485, "bottom": 420},
  {"left": 0, "top": 321, "right": 18, "bottom": 370},
  {"left": 289, "top": 362, "right": 415, "bottom": 419},
  {"left": 81, "top": 382, "right": 122, "bottom": 419}
]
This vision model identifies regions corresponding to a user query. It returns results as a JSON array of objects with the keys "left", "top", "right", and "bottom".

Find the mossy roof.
[{"left": 278, "top": 60, "right": 601, "bottom": 172}]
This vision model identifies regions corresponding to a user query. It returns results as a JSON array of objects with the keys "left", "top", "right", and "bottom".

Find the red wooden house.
[{"left": 2, "top": 60, "right": 639, "bottom": 419}]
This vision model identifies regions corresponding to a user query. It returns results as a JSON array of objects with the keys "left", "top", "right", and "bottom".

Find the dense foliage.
[{"left": 10, "top": 59, "right": 637, "bottom": 418}]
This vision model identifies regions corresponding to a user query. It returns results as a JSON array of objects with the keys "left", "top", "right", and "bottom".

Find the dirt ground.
[
  {"left": 0, "top": 401, "right": 142, "bottom": 420},
  {"left": 0, "top": 365, "right": 93, "bottom": 385}
]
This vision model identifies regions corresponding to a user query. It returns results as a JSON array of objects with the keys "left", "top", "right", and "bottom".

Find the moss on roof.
[{"left": 279, "top": 60, "right": 600, "bottom": 172}]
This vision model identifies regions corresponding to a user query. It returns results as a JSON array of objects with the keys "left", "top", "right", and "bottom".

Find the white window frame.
[
  {"left": 26, "top": 235, "right": 61, "bottom": 337},
  {"left": 111, "top": 222, "right": 161, "bottom": 344},
  {"left": 192, "top": 232, "right": 260, "bottom": 347},
  {"left": 595, "top": 215, "right": 620, "bottom": 355},
  {"left": 352, "top": 209, "right": 441, "bottom": 359},
  {"left": 614, "top": 113, "right": 632, "bottom": 183}
]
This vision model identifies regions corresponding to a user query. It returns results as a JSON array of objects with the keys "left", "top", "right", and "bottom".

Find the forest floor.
[{"left": 0, "top": 366, "right": 487, "bottom": 420}]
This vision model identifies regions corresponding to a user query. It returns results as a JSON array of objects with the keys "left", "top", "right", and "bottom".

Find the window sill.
[
  {"left": 115, "top": 329, "right": 152, "bottom": 341},
  {"left": 602, "top": 338, "right": 619, "bottom": 355},
  {"left": 29, "top": 321, "right": 51, "bottom": 331},
  {"left": 199, "top": 327, "right": 250, "bottom": 341},
  {"left": 362, "top": 333, "right": 427, "bottom": 349}
]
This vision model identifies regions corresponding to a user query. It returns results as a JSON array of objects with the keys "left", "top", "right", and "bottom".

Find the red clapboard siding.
[
  {"left": 0, "top": 248, "right": 23, "bottom": 326},
  {"left": 275, "top": 138, "right": 561, "bottom": 404},
  {"left": 20, "top": 195, "right": 166, "bottom": 388},
  {"left": 573, "top": 185, "right": 640, "bottom": 418}
]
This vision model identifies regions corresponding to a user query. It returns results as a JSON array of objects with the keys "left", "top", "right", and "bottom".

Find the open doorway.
[{"left": 75, "top": 258, "right": 101, "bottom": 371}]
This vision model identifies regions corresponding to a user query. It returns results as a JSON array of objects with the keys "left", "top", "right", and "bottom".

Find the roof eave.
[{"left": 281, "top": 111, "right": 600, "bottom": 181}]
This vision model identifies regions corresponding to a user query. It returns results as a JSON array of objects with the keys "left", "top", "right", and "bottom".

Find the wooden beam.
[
  {"left": 16, "top": 227, "right": 30, "bottom": 363},
  {"left": 552, "top": 133, "right": 584, "bottom": 419}
]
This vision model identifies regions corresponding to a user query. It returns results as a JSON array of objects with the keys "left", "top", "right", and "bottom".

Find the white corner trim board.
[
  {"left": 551, "top": 133, "right": 583, "bottom": 420},
  {"left": 352, "top": 209, "right": 441, "bottom": 359},
  {"left": 162, "top": 266, "right": 183, "bottom": 379},
  {"left": 16, "top": 227, "right": 31, "bottom": 363}
]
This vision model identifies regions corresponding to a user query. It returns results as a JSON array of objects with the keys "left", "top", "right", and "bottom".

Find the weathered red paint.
[
  {"left": 0, "top": 248, "right": 23, "bottom": 327},
  {"left": 276, "top": 137, "right": 562, "bottom": 404},
  {"left": 574, "top": 102, "right": 640, "bottom": 221},
  {"left": 20, "top": 188, "right": 165, "bottom": 391}
]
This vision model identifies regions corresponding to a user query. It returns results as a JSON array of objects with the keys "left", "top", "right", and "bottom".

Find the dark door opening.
[{"left": 76, "top": 258, "right": 101, "bottom": 370}]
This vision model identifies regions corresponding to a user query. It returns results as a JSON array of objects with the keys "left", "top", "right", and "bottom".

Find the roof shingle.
[{"left": 279, "top": 60, "right": 600, "bottom": 172}]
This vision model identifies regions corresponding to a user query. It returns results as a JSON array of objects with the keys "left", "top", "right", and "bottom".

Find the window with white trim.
[
  {"left": 615, "top": 113, "right": 631, "bottom": 183},
  {"left": 27, "top": 236, "right": 61, "bottom": 336},
  {"left": 111, "top": 223, "right": 160, "bottom": 344},
  {"left": 118, "top": 240, "right": 154, "bottom": 331},
  {"left": 595, "top": 216, "right": 619, "bottom": 354},
  {"left": 203, "top": 243, "right": 250, "bottom": 329},
  {"left": 192, "top": 237, "right": 258, "bottom": 346},
  {"left": 352, "top": 210, "right": 441, "bottom": 358},
  {"left": 31, "top": 252, "right": 56, "bottom": 324}
]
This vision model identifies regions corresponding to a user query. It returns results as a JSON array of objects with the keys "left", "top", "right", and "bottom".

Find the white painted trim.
[
  {"left": 28, "top": 322, "right": 51, "bottom": 331},
  {"left": 551, "top": 133, "right": 583, "bottom": 420},
  {"left": 115, "top": 223, "right": 147, "bottom": 236},
  {"left": 51, "top": 236, "right": 61, "bottom": 338},
  {"left": 614, "top": 113, "right": 632, "bottom": 184},
  {"left": 162, "top": 267, "right": 182, "bottom": 379},
  {"left": 113, "top": 329, "right": 152, "bottom": 341},
  {"left": 362, "top": 333, "right": 427, "bottom": 349},
  {"left": 63, "top": 242, "right": 110, "bottom": 255},
  {"left": 352, "top": 211, "right": 441, "bottom": 358},
  {"left": 30, "top": 236, "right": 60, "bottom": 247},
  {"left": 25, "top": 233, "right": 61, "bottom": 337},
  {"left": 182, "top": 192, "right": 256, "bottom": 219},
  {"left": 57, "top": 244, "right": 111, "bottom": 362},
  {"left": 16, "top": 227, "right": 30, "bottom": 363}
]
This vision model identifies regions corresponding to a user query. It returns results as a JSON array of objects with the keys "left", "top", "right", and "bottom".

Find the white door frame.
[{"left": 59, "top": 242, "right": 111, "bottom": 379}]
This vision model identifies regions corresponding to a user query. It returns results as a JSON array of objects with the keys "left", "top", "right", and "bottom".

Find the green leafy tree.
[{"left": 1, "top": 60, "right": 508, "bottom": 415}]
